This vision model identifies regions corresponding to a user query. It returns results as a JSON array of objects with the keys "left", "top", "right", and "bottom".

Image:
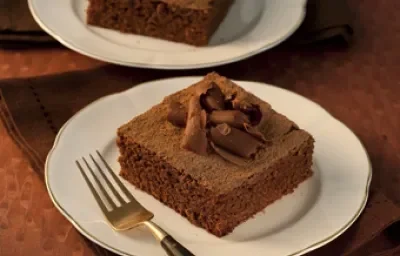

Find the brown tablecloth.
[
  {"left": 1, "top": 61, "right": 400, "bottom": 256},
  {"left": 1, "top": 0, "right": 400, "bottom": 256}
]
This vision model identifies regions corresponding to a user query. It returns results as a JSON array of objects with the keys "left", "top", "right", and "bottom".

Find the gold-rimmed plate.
[{"left": 45, "top": 77, "right": 371, "bottom": 256}]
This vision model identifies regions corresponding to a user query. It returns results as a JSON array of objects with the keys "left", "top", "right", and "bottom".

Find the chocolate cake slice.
[
  {"left": 86, "top": 0, "right": 234, "bottom": 46},
  {"left": 117, "top": 72, "right": 314, "bottom": 237}
]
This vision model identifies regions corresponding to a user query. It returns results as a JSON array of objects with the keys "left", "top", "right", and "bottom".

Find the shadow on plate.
[
  {"left": 209, "top": 0, "right": 265, "bottom": 46},
  {"left": 118, "top": 225, "right": 156, "bottom": 245}
]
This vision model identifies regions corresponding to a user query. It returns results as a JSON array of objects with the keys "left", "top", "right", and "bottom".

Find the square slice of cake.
[
  {"left": 86, "top": 0, "right": 234, "bottom": 46},
  {"left": 117, "top": 72, "right": 314, "bottom": 237}
]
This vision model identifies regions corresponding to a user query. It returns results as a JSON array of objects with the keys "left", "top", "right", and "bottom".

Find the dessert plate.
[
  {"left": 46, "top": 77, "right": 371, "bottom": 256},
  {"left": 28, "top": 0, "right": 306, "bottom": 69}
]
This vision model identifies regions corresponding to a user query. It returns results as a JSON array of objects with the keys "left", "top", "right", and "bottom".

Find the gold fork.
[{"left": 76, "top": 150, "right": 195, "bottom": 256}]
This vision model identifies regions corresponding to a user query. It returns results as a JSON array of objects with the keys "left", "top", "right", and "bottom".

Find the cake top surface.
[
  {"left": 153, "top": 0, "right": 213, "bottom": 9},
  {"left": 118, "top": 72, "right": 313, "bottom": 194}
]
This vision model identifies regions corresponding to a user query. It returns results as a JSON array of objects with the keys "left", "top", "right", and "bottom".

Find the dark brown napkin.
[
  {"left": 0, "top": 65, "right": 400, "bottom": 256},
  {"left": 291, "top": 0, "right": 354, "bottom": 44},
  {"left": 0, "top": 0, "right": 353, "bottom": 48},
  {"left": 0, "top": 0, "right": 55, "bottom": 47}
]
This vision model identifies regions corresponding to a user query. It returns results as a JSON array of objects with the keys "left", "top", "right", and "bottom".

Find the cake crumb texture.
[{"left": 86, "top": 0, "right": 234, "bottom": 46}]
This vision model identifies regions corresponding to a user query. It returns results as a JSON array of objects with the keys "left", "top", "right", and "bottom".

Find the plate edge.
[
  {"left": 27, "top": 0, "right": 307, "bottom": 70},
  {"left": 44, "top": 77, "right": 373, "bottom": 256}
]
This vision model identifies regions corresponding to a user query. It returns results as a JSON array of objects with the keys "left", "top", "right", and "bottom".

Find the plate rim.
[
  {"left": 45, "top": 76, "right": 372, "bottom": 256},
  {"left": 28, "top": 0, "right": 307, "bottom": 70}
]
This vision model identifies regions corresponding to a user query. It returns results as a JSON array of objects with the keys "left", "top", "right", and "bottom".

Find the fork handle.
[
  {"left": 161, "top": 235, "right": 195, "bottom": 256},
  {"left": 143, "top": 221, "right": 195, "bottom": 256}
]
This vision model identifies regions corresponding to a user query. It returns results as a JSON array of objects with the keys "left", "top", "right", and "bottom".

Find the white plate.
[
  {"left": 28, "top": 0, "right": 306, "bottom": 69},
  {"left": 46, "top": 77, "right": 371, "bottom": 256}
]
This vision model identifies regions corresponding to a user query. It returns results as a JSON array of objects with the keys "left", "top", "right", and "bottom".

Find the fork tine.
[
  {"left": 82, "top": 157, "right": 117, "bottom": 210},
  {"left": 76, "top": 160, "right": 109, "bottom": 214},
  {"left": 96, "top": 150, "right": 134, "bottom": 201},
  {"left": 90, "top": 154, "right": 126, "bottom": 205}
]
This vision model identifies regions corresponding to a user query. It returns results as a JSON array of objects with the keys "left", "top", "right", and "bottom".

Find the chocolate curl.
[
  {"left": 243, "top": 123, "right": 267, "bottom": 142},
  {"left": 231, "top": 98, "right": 242, "bottom": 110},
  {"left": 200, "top": 110, "right": 207, "bottom": 128},
  {"left": 232, "top": 99, "right": 262, "bottom": 126},
  {"left": 209, "top": 110, "right": 250, "bottom": 129},
  {"left": 196, "top": 82, "right": 225, "bottom": 112},
  {"left": 210, "top": 142, "right": 248, "bottom": 166},
  {"left": 210, "top": 124, "right": 263, "bottom": 159},
  {"left": 225, "top": 94, "right": 236, "bottom": 102},
  {"left": 167, "top": 102, "right": 187, "bottom": 128},
  {"left": 181, "top": 96, "right": 208, "bottom": 155}
]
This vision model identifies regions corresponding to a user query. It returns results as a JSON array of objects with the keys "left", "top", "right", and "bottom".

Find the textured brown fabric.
[
  {"left": 0, "top": 0, "right": 352, "bottom": 48},
  {"left": 291, "top": 0, "right": 353, "bottom": 44},
  {"left": 0, "top": 0, "right": 55, "bottom": 46},
  {"left": 0, "top": 0, "right": 400, "bottom": 255}
]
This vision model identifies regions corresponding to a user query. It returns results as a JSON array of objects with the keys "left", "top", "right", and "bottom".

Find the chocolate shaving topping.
[
  {"left": 210, "top": 124, "right": 263, "bottom": 159},
  {"left": 243, "top": 123, "right": 267, "bottom": 142},
  {"left": 197, "top": 82, "right": 225, "bottom": 112},
  {"left": 209, "top": 110, "right": 250, "bottom": 129},
  {"left": 200, "top": 109, "right": 207, "bottom": 129},
  {"left": 215, "top": 122, "right": 230, "bottom": 135},
  {"left": 210, "top": 142, "right": 249, "bottom": 166},
  {"left": 231, "top": 98, "right": 243, "bottom": 110},
  {"left": 167, "top": 102, "right": 187, "bottom": 127},
  {"left": 224, "top": 93, "right": 236, "bottom": 109},
  {"left": 167, "top": 82, "right": 269, "bottom": 165},
  {"left": 232, "top": 99, "right": 262, "bottom": 125},
  {"left": 225, "top": 93, "right": 236, "bottom": 102},
  {"left": 180, "top": 96, "right": 208, "bottom": 155}
]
